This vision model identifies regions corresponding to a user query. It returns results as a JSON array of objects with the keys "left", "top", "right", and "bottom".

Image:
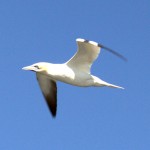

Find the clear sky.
[{"left": 0, "top": 0, "right": 149, "bottom": 149}]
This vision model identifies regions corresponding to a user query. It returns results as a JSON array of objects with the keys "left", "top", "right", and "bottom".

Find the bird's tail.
[
  {"left": 107, "top": 83, "right": 124, "bottom": 89},
  {"left": 92, "top": 75, "right": 124, "bottom": 89}
]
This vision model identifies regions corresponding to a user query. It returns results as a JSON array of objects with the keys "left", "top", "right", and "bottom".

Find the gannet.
[{"left": 22, "top": 38, "right": 126, "bottom": 117}]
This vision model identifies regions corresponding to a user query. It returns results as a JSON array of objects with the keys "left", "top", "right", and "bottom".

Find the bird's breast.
[
  {"left": 46, "top": 64, "right": 93, "bottom": 86},
  {"left": 46, "top": 64, "right": 75, "bottom": 81}
]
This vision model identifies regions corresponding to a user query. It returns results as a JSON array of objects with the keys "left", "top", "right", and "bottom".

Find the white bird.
[{"left": 22, "top": 38, "right": 126, "bottom": 117}]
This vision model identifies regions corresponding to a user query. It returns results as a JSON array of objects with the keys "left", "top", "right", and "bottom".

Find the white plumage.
[{"left": 22, "top": 38, "right": 125, "bottom": 117}]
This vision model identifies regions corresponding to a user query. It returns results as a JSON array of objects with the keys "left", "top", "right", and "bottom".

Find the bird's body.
[
  {"left": 22, "top": 38, "right": 125, "bottom": 117},
  {"left": 40, "top": 63, "right": 91, "bottom": 86},
  {"left": 35, "top": 62, "right": 122, "bottom": 88}
]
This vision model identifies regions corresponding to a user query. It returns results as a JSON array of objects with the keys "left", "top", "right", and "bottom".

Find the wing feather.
[
  {"left": 66, "top": 38, "right": 101, "bottom": 73},
  {"left": 36, "top": 73, "right": 57, "bottom": 117},
  {"left": 66, "top": 38, "right": 127, "bottom": 74}
]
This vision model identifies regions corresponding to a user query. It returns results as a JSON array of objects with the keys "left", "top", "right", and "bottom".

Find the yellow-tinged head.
[{"left": 22, "top": 62, "right": 49, "bottom": 73}]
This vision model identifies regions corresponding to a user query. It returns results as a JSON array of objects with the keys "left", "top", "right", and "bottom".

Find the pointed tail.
[
  {"left": 107, "top": 83, "right": 124, "bottom": 89},
  {"left": 92, "top": 75, "right": 124, "bottom": 89}
]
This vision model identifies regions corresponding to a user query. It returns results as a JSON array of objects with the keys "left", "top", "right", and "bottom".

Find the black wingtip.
[
  {"left": 50, "top": 107, "right": 57, "bottom": 118},
  {"left": 77, "top": 38, "right": 127, "bottom": 61},
  {"left": 98, "top": 43, "right": 127, "bottom": 62},
  {"left": 44, "top": 94, "right": 57, "bottom": 118},
  {"left": 47, "top": 100, "right": 57, "bottom": 118}
]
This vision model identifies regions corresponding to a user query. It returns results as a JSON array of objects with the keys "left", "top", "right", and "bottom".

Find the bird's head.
[{"left": 22, "top": 62, "right": 48, "bottom": 73}]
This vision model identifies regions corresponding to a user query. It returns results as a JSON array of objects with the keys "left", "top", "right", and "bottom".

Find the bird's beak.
[{"left": 22, "top": 65, "right": 35, "bottom": 71}]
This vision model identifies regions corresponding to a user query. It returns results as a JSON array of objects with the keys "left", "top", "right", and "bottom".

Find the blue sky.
[{"left": 0, "top": 0, "right": 150, "bottom": 149}]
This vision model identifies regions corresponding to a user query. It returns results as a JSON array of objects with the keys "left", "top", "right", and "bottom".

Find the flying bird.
[{"left": 22, "top": 38, "right": 126, "bottom": 117}]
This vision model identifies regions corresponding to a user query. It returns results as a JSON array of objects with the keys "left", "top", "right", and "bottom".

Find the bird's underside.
[{"left": 22, "top": 38, "right": 126, "bottom": 117}]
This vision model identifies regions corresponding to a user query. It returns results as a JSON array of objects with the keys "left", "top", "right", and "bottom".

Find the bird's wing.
[
  {"left": 36, "top": 73, "right": 57, "bottom": 117},
  {"left": 66, "top": 38, "right": 127, "bottom": 74},
  {"left": 66, "top": 38, "right": 101, "bottom": 74}
]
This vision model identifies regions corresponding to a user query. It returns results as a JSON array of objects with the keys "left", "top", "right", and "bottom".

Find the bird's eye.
[{"left": 34, "top": 65, "right": 40, "bottom": 69}]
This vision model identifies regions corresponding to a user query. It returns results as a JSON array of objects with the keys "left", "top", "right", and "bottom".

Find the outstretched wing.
[
  {"left": 36, "top": 73, "right": 57, "bottom": 117},
  {"left": 66, "top": 38, "right": 101, "bottom": 74},
  {"left": 66, "top": 38, "right": 127, "bottom": 74}
]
